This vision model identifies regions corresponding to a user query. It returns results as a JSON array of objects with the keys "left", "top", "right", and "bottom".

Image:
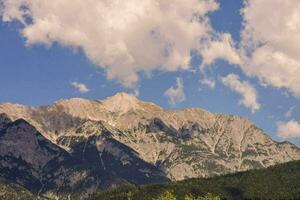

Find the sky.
[{"left": 0, "top": 0, "right": 300, "bottom": 145}]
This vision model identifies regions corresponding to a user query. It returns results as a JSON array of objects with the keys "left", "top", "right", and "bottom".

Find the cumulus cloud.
[
  {"left": 0, "top": 0, "right": 240, "bottom": 88},
  {"left": 277, "top": 120, "right": 300, "bottom": 138},
  {"left": 221, "top": 74, "right": 260, "bottom": 113},
  {"left": 241, "top": 0, "right": 300, "bottom": 98},
  {"left": 71, "top": 81, "right": 89, "bottom": 94},
  {"left": 285, "top": 106, "right": 295, "bottom": 119},
  {"left": 165, "top": 77, "right": 186, "bottom": 106},
  {"left": 200, "top": 33, "right": 242, "bottom": 69},
  {"left": 200, "top": 78, "right": 215, "bottom": 89}
]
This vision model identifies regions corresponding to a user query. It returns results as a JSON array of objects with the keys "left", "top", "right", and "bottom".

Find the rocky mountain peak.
[
  {"left": 54, "top": 97, "right": 93, "bottom": 107},
  {"left": 102, "top": 92, "right": 141, "bottom": 113},
  {"left": 0, "top": 103, "right": 32, "bottom": 122},
  {"left": 53, "top": 92, "right": 142, "bottom": 115}
]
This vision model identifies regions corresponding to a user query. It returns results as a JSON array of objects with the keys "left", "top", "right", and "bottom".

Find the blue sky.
[{"left": 0, "top": 0, "right": 300, "bottom": 145}]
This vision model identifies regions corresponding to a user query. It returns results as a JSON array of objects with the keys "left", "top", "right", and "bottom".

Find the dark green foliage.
[
  {"left": 89, "top": 160, "right": 300, "bottom": 200},
  {"left": 0, "top": 178, "right": 35, "bottom": 200}
]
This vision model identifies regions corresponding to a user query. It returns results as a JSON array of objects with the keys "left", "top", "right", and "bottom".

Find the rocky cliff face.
[
  {"left": 0, "top": 93, "right": 300, "bottom": 198},
  {"left": 0, "top": 111, "right": 168, "bottom": 199}
]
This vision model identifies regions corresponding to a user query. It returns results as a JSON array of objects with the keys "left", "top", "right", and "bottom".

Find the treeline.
[
  {"left": 89, "top": 160, "right": 300, "bottom": 200},
  {"left": 148, "top": 191, "right": 220, "bottom": 200},
  {"left": 90, "top": 189, "right": 220, "bottom": 200}
]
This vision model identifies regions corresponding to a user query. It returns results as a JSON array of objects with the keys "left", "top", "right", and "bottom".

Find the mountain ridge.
[{"left": 0, "top": 92, "right": 300, "bottom": 198}]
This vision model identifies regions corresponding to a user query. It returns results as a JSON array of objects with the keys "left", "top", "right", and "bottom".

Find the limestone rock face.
[
  {"left": 0, "top": 92, "right": 300, "bottom": 198},
  {"left": 0, "top": 107, "right": 168, "bottom": 199}
]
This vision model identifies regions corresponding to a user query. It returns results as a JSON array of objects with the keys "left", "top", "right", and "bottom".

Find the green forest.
[{"left": 90, "top": 160, "right": 300, "bottom": 200}]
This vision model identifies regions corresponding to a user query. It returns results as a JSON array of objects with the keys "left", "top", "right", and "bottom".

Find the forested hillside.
[{"left": 90, "top": 160, "right": 300, "bottom": 200}]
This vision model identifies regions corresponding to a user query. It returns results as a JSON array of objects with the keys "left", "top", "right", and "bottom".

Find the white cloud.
[
  {"left": 221, "top": 74, "right": 260, "bottom": 113},
  {"left": 200, "top": 33, "right": 242, "bottom": 69},
  {"left": 241, "top": 0, "right": 300, "bottom": 98},
  {"left": 165, "top": 77, "right": 186, "bottom": 106},
  {"left": 277, "top": 120, "right": 300, "bottom": 138},
  {"left": 0, "top": 0, "right": 240, "bottom": 88},
  {"left": 71, "top": 81, "right": 89, "bottom": 94},
  {"left": 200, "top": 78, "right": 215, "bottom": 89},
  {"left": 285, "top": 106, "right": 295, "bottom": 119}
]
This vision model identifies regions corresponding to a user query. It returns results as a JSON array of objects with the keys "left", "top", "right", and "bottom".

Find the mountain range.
[{"left": 0, "top": 92, "right": 299, "bottom": 199}]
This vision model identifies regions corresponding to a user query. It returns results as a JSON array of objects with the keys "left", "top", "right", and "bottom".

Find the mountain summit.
[
  {"left": 0, "top": 93, "right": 300, "bottom": 198},
  {"left": 55, "top": 92, "right": 143, "bottom": 115},
  {"left": 102, "top": 92, "right": 141, "bottom": 113}
]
